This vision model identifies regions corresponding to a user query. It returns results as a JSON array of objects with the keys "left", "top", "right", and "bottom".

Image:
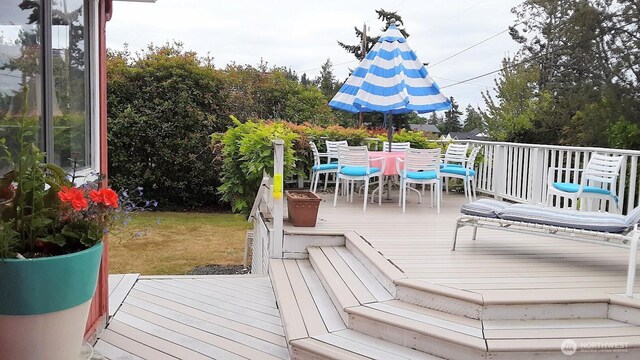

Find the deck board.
[
  {"left": 288, "top": 193, "right": 640, "bottom": 298},
  {"left": 108, "top": 274, "right": 139, "bottom": 317},
  {"left": 97, "top": 275, "right": 288, "bottom": 360}
]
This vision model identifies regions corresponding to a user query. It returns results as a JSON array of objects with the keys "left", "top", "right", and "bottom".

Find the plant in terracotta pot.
[
  {"left": 0, "top": 120, "right": 119, "bottom": 360},
  {"left": 285, "top": 190, "right": 321, "bottom": 227}
]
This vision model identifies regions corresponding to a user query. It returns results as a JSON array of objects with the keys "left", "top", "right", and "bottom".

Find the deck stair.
[{"left": 270, "top": 231, "right": 640, "bottom": 359}]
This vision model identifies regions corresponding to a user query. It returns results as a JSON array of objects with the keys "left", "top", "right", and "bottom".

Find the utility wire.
[
  {"left": 440, "top": 19, "right": 638, "bottom": 90},
  {"left": 411, "top": 0, "right": 489, "bottom": 38},
  {"left": 427, "top": 28, "right": 511, "bottom": 69},
  {"left": 431, "top": 75, "right": 490, "bottom": 88}
]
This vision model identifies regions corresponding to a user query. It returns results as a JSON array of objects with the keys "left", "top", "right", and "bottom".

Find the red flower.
[
  {"left": 90, "top": 188, "right": 119, "bottom": 208},
  {"left": 58, "top": 186, "right": 88, "bottom": 211}
]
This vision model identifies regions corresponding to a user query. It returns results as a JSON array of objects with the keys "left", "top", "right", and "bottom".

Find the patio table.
[
  {"left": 369, "top": 151, "right": 405, "bottom": 199},
  {"left": 369, "top": 151, "right": 405, "bottom": 176}
]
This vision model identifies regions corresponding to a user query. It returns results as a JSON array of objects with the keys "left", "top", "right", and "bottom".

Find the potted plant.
[
  {"left": 0, "top": 121, "right": 119, "bottom": 359},
  {"left": 285, "top": 190, "right": 321, "bottom": 227}
]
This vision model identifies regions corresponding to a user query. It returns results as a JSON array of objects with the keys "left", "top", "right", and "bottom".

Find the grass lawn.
[{"left": 108, "top": 212, "right": 252, "bottom": 275}]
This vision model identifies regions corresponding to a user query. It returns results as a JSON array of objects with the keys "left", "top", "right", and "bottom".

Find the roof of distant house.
[
  {"left": 445, "top": 128, "right": 489, "bottom": 140},
  {"left": 409, "top": 124, "right": 440, "bottom": 133}
]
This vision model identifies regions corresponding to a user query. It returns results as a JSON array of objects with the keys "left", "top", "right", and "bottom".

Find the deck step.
[
  {"left": 344, "top": 231, "right": 406, "bottom": 296},
  {"left": 307, "top": 246, "right": 394, "bottom": 322},
  {"left": 347, "top": 301, "right": 486, "bottom": 359},
  {"left": 346, "top": 298, "right": 640, "bottom": 359},
  {"left": 291, "top": 330, "right": 444, "bottom": 360},
  {"left": 395, "top": 278, "right": 617, "bottom": 321},
  {"left": 273, "top": 239, "right": 640, "bottom": 359}
]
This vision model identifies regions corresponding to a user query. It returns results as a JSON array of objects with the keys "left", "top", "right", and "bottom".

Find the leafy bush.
[
  {"left": 374, "top": 129, "right": 439, "bottom": 149},
  {"left": 107, "top": 44, "right": 227, "bottom": 209},
  {"left": 216, "top": 121, "right": 446, "bottom": 214},
  {"left": 217, "top": 119, "right": 298, "bottom": 215}
]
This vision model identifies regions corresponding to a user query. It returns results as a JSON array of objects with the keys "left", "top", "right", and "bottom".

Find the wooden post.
[{"left": 271, "top": 140, "right": 284, "bottom": 259}]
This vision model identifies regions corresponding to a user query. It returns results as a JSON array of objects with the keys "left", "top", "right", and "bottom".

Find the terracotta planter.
[{"left": 286, "top": 190, "right": 321, "bottom": 227}]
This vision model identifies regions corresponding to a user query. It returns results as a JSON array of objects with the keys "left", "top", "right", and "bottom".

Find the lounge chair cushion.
[
  {"left": 461, "top": 199, "right": 511, "bottom": 218},
  {"left": 498, "top": 204, "right": 629, "bottom": 233},
  {"left": 625, "top": 206, "right": 640, "bottom": 227}
]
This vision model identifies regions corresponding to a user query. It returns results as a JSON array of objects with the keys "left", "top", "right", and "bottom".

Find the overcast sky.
[{"left": 107, "top": 0, "right": 523, "bottom": 112}]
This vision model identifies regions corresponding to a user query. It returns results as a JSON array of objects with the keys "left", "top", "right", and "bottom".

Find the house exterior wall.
[{"left": 84, "top": 0, "right": 111, "bottom": 342}]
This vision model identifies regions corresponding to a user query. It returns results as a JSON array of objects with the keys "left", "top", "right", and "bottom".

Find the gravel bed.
[{"left": 187, "top": 264, "right": 252, "bottom": 275}]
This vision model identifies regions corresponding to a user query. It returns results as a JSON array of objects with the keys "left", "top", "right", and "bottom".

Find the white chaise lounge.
[{"left": 452, "top": 199, "right": 640, "bottom": 297}]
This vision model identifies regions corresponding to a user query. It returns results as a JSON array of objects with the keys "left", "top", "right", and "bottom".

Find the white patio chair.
[
  {"left": 333, "top": 145, "right": 385, "bottom": 210},
  {"left": 546, "top": 153, "right": 625, "bottom": 212},
  {"left": 440, "top": 142, "right": 469, "bottom": 195},
  {"left": 309, "top": 141, "right": 338, "bottom": 193},
  {"left": 396, "top": 148, "right": 441, "bottom": 213},
  {"left": 441, "top": 142, "right": 469, "bottom": 167},
  {"left": 325, "top": 140, "right": 348, "bottom": 164},
  {"left": 441, "top": 146, "right": 481, "bottom": 202},
  {"left": 382, "top": 141, "right": 411, "bottom": 152}
]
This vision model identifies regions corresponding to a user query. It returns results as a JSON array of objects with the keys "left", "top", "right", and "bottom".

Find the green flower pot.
[{"left": 0, "top": 242, "right": 103, "bottom": 360}]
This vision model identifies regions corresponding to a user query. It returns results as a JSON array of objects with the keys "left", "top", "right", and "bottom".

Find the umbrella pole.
[{"left": 385, "top": 113, "right": 393, "bottom": 151}]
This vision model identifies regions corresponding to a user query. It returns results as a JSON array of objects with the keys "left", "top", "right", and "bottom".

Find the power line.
[
  {"left": 431, "top": 75, "right": 490, "bottom": 88},
  {"left": 440, "top": 19, "right": 638, "bottom": 90},
  {"left": 299, "top": 58, "right": 358, "bottom": 74},
  {"left": 427, "top": 28, "right": 511, "bottom": 69},
  {"left": 411, "top": 0, "right": 490, "bottom": 39}
]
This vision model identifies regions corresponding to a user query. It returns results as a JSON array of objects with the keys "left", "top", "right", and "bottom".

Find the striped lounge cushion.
[
  {"left": 498, "top": 204, "right": 629, "bottom": 233},
  {"left": 460, "top": 199, "right": 511, "bottom": 218}
]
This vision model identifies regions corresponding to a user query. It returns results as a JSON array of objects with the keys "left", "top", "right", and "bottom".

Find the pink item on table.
[{"left": 369, "top": 151, "right": 405, "bottom": 176}]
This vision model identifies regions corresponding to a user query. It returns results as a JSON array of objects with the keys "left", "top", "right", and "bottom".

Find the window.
[{"left": 0, "top": 0, "right": 91, "bottom": 172}]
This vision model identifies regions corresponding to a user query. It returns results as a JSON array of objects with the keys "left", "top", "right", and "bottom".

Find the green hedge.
[
  {"left": 216, "top": 120, "right": 438, "bottom": 215},
  {"left": 107, "top": 46, "right": 227, "bottom": 209},
  {"left": 216, "top": 119, "right": 298, "bottom": 214}
]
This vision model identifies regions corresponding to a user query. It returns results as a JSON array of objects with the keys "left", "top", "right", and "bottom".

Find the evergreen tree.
[
  {"left": 338, "top": 9, "right": 409, "bottom": 60},
  {"left": 427, "top": 112, "right": 442, "bottom": 127},
  {"left": 463, "top": 105, "right": 484, "bottom": 132},
  {"left": 316, "top": 58, "right": 338, "bottom": 100},
  {"left": 440, "top": 97, "right": 463, "bottom": 134},
  {"left": 300, "top": 73, "right": 311, "bottom": 86}
]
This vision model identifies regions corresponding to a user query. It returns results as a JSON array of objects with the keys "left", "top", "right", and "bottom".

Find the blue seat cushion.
[
  {"left": 552, "top": 182, "right": 611, "bottom": 196},
  {"left": 498, "top": 204, "right": 629, "bottom": 233},
  {"left": 441, "top": 166, "right": 476, "bottom": 176},
  {"left": 440, "top": 163, "right": 463, "bottom": 169},
  {"left": 312, "top": 164, "right": 339, "bottom": 171},
  {"left": 404, "top": 170, "right": 438, "bottom": 180},
  {"left": 461, "top": 199, "right": 511, "bottom": 218},
  {"left": 340, "top": 166, "right": 381, "bottom": 176}
]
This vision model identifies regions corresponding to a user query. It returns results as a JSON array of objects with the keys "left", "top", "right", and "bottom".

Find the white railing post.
[
  {"left": 271, "top": 139, "right": 284, "bottom": 259},
  {"left": 530, "top": 147, "right": 545, "bottom": 204},
  {"left": 493, "top": 145, "right": 507, "bottom": 200}
]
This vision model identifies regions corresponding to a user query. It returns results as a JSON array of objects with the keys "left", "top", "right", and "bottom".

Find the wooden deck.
[
  {"left": 94, "top": 275, "right": 289, "bottom": 360},
  {"left": 289, "top": 192, "right": 640, "bottom": 300},
  {"left": 93, "top": 191, "right": 640, "bottom": 359}
]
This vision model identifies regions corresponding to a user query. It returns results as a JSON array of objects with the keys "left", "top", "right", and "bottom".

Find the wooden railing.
[{"left": 461, "top": 140, "right": 640, "bottom": 213}]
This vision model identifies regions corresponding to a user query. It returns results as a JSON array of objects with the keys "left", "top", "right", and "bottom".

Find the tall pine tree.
[
  {"left": 440, "top": 97, "right": 463, "bottom": 134},
  {"left": 337, "top": 9, "right": 409, "bottom": 60}
]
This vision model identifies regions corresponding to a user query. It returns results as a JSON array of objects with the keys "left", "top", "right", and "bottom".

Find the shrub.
[
  {"left": 374, "top": 129, "right": 439, "bottom": 149},
  {"left": 216, "top": 121, "right": 446, "bottom": 214},
  {"left": 107, "top": 44, "right": 227, "bottom": 209},
  {"left": 218, "top": 119, "right": 298, "bottom": 215}
]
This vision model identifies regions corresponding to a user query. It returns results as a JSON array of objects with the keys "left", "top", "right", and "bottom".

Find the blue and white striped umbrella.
[{"left": 329, "top": 23, "right": 451, "bottom": 119}]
